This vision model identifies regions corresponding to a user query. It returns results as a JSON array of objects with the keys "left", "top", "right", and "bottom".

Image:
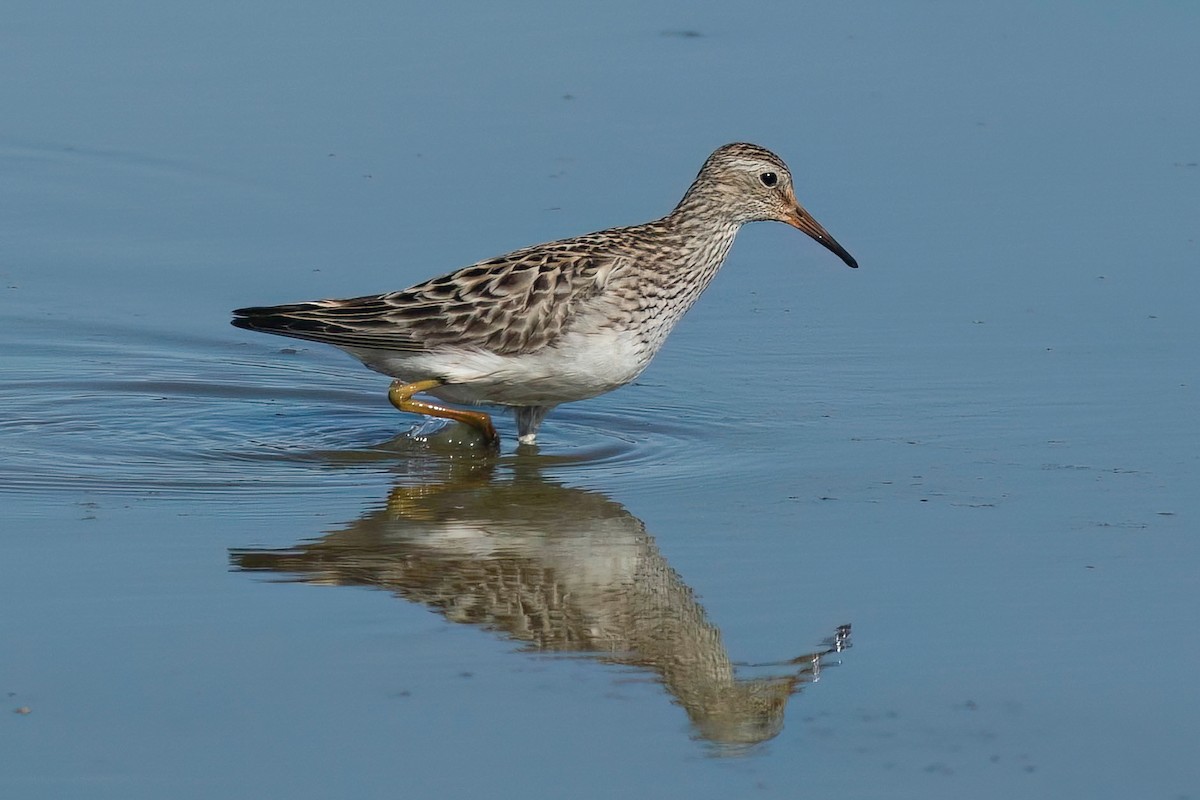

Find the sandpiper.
[{"left": 233, "top": 143, "right": 857, "bottom": 446}]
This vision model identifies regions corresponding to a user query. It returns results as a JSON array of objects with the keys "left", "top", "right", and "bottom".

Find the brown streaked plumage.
[{"left": 233, "top": 143, "right": 857, "bottom": 446}]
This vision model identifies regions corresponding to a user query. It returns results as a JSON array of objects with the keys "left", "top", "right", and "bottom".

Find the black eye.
[{"left": 759, "top": 172, "right": 778, "bottom": 188}]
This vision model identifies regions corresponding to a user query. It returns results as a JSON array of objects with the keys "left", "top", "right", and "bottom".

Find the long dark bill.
[{"left": 786, "top": 207, "right": 858, "bottom": 269}]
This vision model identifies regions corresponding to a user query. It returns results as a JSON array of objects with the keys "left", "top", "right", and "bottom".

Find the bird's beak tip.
[{"left": 787, "top": 208, "right": 858, "bottom": 270}]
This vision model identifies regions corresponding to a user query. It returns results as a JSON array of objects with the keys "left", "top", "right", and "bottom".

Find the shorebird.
[{"left": 232, "top": 143, "right": 857, "bottom": 446}]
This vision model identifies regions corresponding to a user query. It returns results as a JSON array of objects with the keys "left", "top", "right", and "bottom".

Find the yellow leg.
[{"left": 387, "top": 379, "right": 499, "bottom": 446}]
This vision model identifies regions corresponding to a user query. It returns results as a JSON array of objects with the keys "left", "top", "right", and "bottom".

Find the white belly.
[{"left": 347, "top": 327, "right": 653, "bottom": 407}]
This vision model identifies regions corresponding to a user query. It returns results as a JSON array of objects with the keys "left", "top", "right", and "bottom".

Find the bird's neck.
[{"left": 661, "top": 195, "right": 742, "bottom": 286}]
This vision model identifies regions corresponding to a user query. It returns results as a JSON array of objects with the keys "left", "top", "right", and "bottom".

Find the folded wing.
[{"left": 233, "top": 246, "right": 616, "bottom": 356}]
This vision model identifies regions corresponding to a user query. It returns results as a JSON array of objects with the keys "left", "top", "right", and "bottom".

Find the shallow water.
[{"left": 3, "top": 2, "right": 1199, "bottom": 798}]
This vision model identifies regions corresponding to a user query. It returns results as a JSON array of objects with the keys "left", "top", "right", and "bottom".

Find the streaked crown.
[{"left": 675, "top": 142, "right": 799, "bottom": 225}]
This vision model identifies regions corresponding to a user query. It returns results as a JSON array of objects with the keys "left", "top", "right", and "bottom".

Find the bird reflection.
[{"left": 230, "top": 451, "right": 850, "bottom": 749}]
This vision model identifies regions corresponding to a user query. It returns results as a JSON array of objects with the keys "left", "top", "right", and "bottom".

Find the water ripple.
[{"left": 0, "top": 317, "right": 741, "bottom": 500}]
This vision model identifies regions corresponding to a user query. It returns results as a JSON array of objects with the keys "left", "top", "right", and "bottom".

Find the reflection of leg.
[
  {"left": 514, "top": 405, "right": 552, "bottom": 445},
  {"left": 383, "top": 466, "right": 496, "bottom": 519},
  {"left": 388, "top": 379, "right": 499, "bottom": 446}
]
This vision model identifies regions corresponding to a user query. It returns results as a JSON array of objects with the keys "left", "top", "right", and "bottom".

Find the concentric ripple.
[{"left": 0, "top": 316, "right": 746, "bottom": 501}]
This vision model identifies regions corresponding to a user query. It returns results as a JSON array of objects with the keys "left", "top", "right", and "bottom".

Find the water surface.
[{"left": 3, "top": 2, "right": 1198, "bottom": 798}]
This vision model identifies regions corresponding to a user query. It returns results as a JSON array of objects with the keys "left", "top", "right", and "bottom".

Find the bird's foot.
[{"left": 389, "top": 379, "right": 500, "bottom": 450}]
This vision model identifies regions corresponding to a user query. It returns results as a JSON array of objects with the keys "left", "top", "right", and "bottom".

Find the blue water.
[{"left": 3, "top": 2, "right": 1198, "bottom": 798}]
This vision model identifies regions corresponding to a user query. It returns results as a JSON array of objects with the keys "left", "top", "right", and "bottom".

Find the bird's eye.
[{"left": 759, "top": 172, "right": 778, "bottom": 188}]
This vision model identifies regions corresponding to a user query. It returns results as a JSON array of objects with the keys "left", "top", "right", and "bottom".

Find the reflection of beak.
[{"left": 784, "top": 204, "right": 858, "bottom": 269}]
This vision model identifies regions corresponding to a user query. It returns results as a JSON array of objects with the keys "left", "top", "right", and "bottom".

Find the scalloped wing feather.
[{"left": 232, "top": 241, "right": 626, "bottom": 356}]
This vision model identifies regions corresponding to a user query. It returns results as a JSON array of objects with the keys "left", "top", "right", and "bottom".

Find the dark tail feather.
[
  {"left": 231, "top": 303, "right": 344, "bottom": 344},
  {"left": 231, "top": 301, "right": 415, "bottom": 351}
]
